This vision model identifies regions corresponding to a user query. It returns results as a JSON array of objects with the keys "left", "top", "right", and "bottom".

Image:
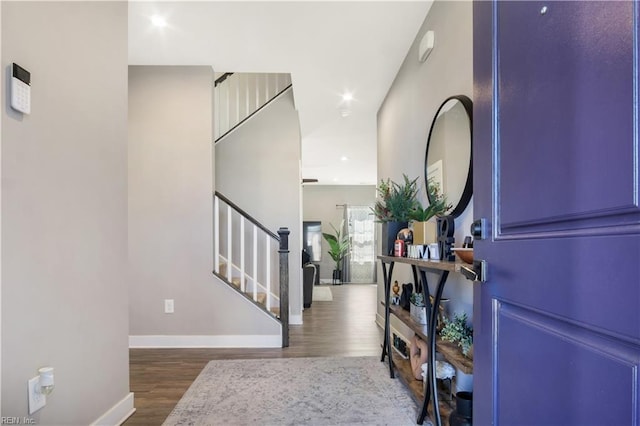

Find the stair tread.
[
  {"left": 245, "top": 292, "right": 267, "bottom": 304},
  {"left": 218, "top": 263, "right": 227, "bottom": 276},
  {"left": 215, "top": 270, "right": 278, "bottom": 317}
]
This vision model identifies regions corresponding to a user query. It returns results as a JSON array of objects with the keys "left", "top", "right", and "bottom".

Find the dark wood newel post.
[{"left": 278, "top": 227, "right": 290, "bottom": 348}]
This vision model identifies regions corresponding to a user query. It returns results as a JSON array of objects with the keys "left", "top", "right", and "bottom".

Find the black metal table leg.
[
  {"left": 380, "top": 260, "right": 395, "bottom": 378},
  {"left": 411, "top": 265, "right": 420, "bottom": 293},
  {"left": 429, "top": 271, "right": 449, "bottom": 426},
  {"left": 416, "top": 269, "right": 432, "bottom": 425},
  {"left": 415, "top": 269, "right": 448, "bottom": 426},
  {"left": 381, "top": 261, "right": 389, "bottom": 363}
]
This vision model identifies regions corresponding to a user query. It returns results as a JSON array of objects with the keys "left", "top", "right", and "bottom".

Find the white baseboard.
[
  {"left": 129, "top": 334, "right": 282, "bottom": 348},
  {"left": 290, "top": 314, "right": 303, "bottom": 325},
  {"left": 376, "top": 313, "right": 384, "bottom": 329},
  {"left": 91, "top": 392, "right": 135, "bottom": 426}
]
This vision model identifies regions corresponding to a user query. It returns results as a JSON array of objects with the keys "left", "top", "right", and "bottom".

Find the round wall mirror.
[{"left": 424, "top": 95, "right": 473, "bottom": 218}]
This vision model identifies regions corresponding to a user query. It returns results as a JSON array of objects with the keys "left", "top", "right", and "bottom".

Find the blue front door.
[{"left": 473, "top": 1, "right": 640, "bottom": 424}]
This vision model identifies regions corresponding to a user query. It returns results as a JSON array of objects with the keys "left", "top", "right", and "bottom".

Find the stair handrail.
[
  {"left": 215, "top": 191, "right": 279, "bottom": 241},
  {"left": 215, "top": 84, "right": 292, "bottom": 143},
  {"left": 214, "top": 72, "right": 234, "bottom": 87},
  {"left": 214, "top": 72, "right": 293, "bottom": 143}
]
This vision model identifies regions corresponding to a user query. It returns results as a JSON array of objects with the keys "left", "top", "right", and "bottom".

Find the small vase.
[{"left": 410, "top": 302, "right": 427, "bottom": 325}]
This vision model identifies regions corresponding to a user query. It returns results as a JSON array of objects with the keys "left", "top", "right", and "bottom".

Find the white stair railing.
[
  {"left": 213, "top": 191, "right": 283, "bottom": 317},
  {"left": 214, "top": 72, "right": 293, "bottom": 141}
]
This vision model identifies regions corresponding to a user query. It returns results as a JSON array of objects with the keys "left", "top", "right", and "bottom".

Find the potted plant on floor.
[
  {"left": 410, "top": 177, "right": 452, "bottom": 246},
  {"left": 372, "top": 174, "right": 419, "bottom": 256},
  {"left": 322, "top": 220, "right": 350, "bottom": 284}
]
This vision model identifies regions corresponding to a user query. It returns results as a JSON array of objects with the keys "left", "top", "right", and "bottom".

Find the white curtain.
[{"left": 343, "top": 205, "right": 376, "bottom": 283}]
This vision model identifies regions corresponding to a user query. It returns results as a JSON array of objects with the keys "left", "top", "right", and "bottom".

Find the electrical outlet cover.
[{"left": 28, "top": 376, "right": 46, "bottom": 414}]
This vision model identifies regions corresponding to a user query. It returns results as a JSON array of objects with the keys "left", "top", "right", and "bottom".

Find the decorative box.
[{"left": 412, "top": 220, "right": 437, "bottom": 245}]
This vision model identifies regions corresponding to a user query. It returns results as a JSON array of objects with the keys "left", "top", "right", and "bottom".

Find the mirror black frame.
[{"left": 424, "top": 94, "right": 473, "bottom": 219}]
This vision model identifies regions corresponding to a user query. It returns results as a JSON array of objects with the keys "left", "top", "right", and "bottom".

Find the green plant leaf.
[
  {"left": 408, "top": 177, "right": 452, "bottom": 221},
  {"left": 322, "top": 220, "right": 350, "bottom": 270},
  {"left": 372, "top": 174, "right": 419, "bottom": 222},
  {"left": 440, "top": 312, "right": 473, "bottom": 355}
]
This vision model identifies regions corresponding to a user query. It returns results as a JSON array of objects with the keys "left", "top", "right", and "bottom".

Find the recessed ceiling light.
[
  {"left": 333, "top": 177, "right": 339, "bottom": 182},
  {"left": 151, "top": 15, "right": 167, "bottom": 28},
  {"left": 340, "top": 156, "right": 349, "bottom": 162},
  {"left": 342, "top": 92, "right": 353, "bottom": 102}
]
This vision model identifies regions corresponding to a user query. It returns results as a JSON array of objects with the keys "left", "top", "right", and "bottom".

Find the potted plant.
[
  {"left": 322, "top": 220, "right": 350, "bottom": 284},
  {"left": 440, "top": 312, "right": 473, "bottom": 358},
  {"left": 372, "top": 174, "right": 419, "bottom": 255},
  {"left": 409, "top": 292, "right": 427, "bottom": 325},
  {"left": 440, "top": 312, "right": 474, "bottom": 392},
  {"left": 410, "top": 177, "right": 452, "bottom": 245}
]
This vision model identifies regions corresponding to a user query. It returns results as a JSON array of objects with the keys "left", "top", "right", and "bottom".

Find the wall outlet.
[
  {"left": 28, "top": 376, "right": 46, "bottom": 414},
  {"left": 164, "top": 299, "right": 174, "bottom": 314}
]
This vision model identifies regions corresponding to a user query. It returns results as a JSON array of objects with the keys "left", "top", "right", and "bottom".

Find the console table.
[{"left": 379, "top": 255, "right": 474, "bottom": 426}]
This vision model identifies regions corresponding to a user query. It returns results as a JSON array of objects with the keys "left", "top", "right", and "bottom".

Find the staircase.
[
  {"left": 214, "top": 72, "right": 293, "bottom": 142},
  {"left": 213, "top": 72, "right": 294, "bottom": 347}
]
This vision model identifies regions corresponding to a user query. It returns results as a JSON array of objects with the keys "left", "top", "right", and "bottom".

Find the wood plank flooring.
[{"left": 124, "top": 284, "right": 383, "bottom": 425}]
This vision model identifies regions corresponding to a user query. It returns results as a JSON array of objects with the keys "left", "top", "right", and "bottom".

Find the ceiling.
[{"left": 128, "top": 1, "right": 432, "bottom": 185}]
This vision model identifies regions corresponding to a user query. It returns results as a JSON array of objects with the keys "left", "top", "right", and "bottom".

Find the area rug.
[
  {"left": 312, "top": 286, "right": 333, "bottom": 302},
  {"left": 162, "top": 356, "right": 418, "bottom": 426}
]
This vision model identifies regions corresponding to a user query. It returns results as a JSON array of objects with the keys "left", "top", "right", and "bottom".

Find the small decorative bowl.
[{"left": 452, "top": 248, "right": 473, "bottom": 264}]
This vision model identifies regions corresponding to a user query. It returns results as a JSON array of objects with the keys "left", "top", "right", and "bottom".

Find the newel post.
[{"left": 278, "top": 227, "right": 290, "bottom": 348}]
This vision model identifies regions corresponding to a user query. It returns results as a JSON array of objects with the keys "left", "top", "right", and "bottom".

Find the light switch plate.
[{"left": 28, "top": 376, "right": 46, "bottom": 414}]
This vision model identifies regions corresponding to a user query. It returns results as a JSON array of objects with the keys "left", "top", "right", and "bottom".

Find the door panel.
[
  {"left": 474, "top": 1, "right": 640, "bottom": 424},
  {"left": 487, "top": 236, "right": 639, "bottom": 338},
  {"left": 497, "top": 301, "right": 637, "bottom": 425},
  {"left": 497, "top": 1, "right": 637, "bottom": 233}
]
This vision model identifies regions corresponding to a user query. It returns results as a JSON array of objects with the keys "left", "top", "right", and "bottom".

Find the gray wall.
[
  {"left": 377, "top": 0, "right": 474, "bottom": 330},
  {"left": 302, "top": 185, "right": 375, "bottom": 281},
  {"left": 128, "top": 66, "right": 280, "bottom": 338},
  {"left": 216, "top": 90, "right": 303, "bottom": 323},
  {"left": 1, "top": 2, "right": 130, "bottom": 422}
]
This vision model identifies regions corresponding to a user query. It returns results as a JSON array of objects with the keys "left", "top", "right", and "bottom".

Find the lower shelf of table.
[
  {"left": 384, "top": 302, "right": 474, "bottom": 375},
  {"left": 391, "top": 351, "right": 454, "bottom": 425}
]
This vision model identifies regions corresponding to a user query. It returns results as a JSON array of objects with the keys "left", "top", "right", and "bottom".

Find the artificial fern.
[
  {"left": 372, "top": 174, "right": 419, "bottom": 222},
  {"left": 440, "top": 312, "right": 473, "bottom": 357},
  {"left": 408, "top": 177, "right": 452, "bottom": 221}
]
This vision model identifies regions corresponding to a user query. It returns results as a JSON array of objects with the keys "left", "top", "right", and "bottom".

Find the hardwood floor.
[{"left": 124, "top": 284, "right": 383, "bottom": 425}]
